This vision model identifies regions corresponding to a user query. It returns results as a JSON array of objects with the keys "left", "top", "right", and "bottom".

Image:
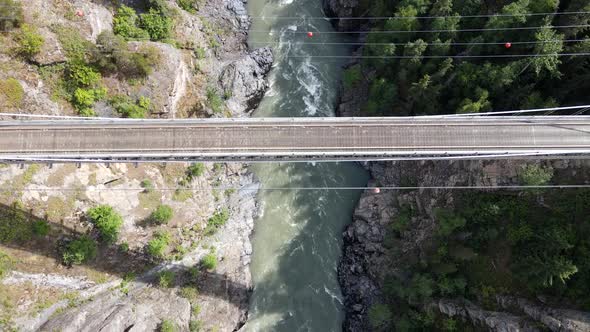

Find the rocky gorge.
[{"left": 0, "top": 0, "right": 272, "bottom": 330}]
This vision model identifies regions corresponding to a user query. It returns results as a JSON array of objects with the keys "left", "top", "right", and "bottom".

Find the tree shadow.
[{"left": 0, "top": 202, "right": 249, "bottom": 307}]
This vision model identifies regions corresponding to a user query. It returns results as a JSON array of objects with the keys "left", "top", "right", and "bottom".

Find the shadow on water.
[
  {"left": 246, "top": 162, "right": 369, "bottom": 331},
  {"left": 0, "top": 202, "right": 248, "bottom": 307}
]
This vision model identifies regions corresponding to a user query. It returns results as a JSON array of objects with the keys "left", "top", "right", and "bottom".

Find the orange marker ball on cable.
[{"left": 505, "top": 42, "right": 512, "bottom": 49}]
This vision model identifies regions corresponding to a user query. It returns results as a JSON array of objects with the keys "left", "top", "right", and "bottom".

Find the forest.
[
  {"left": 344, "top": 0, "right": 590, "bottom": 330},
  {"left": 345, "top": 0, "right": 590, "bottom": 116}
]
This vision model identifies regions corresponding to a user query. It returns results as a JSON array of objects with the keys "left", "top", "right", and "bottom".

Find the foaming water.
[{"left": 243, "top": 1, "right": 370, "bottom": 331}]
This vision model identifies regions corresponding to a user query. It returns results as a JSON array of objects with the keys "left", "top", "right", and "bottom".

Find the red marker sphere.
[
  {"left": 504, "top": 42, "right": 512, "bottom": 49},
  {"left": 372, "top": 187, "right": 381, "bottom": 194},
  {"left": 307, "top": 31, "right": 314, "bottom": 38},
  {"left": 75, "top": 10, "right": 85, "bottom": 17}
]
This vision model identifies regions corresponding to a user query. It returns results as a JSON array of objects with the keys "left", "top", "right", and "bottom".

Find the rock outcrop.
[{"left": 220, "top": 47, "right": 274, "bottom": 116}]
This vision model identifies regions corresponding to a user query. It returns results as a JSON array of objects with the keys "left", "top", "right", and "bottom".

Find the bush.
[
  {"left": 140, "top": 8, "right": 173, "bottom": 41},
  {"left": 200, "top": 253, "right": 217, "bottom": 270},
  {"left": 343, "top": 64, "right": 362, "bottom": 89},
  {"left": 159, "top": 319, "right": 177, "bottom": 332},
  {"left": 204, "top": 208, "right": 229, "bottom": 235},
  {"left": 62, "top": 235, "right": 98, "bottom": 265},
  {"left": 368, "top": 304, "right": 392, "bottom": 329},
  {"left": 0, "top": 0, "right": 23, "bottom": 31},
  {"left": 177, "top": 0, "right": 199, "bottom": 13},
  {"left": 0, "top": 78, "right": 24, "bottom": 108},
  {"left": 67, "top": 62, "right": 101, "bottom": 87},
  {"left": 147, "top": 231, "right": 170, "bottom": 258},
  {"left": 141, "top": 179, "right": 154, "bottom": 192},
  {"left": 518, "top": 164, "right": 554, "bottom": 186},
  {"left": 96, "top": 32, "right": 161, "bottom": 78},
  {"left": 158, "top": 270, "right": 175, "bottom": 288},
  {"left": 186, "top": 163, "right": 204, "bottom": 180},
  {"left": 110, "top": 95, "right": 151, "bottom": 118},
  {"left": 150, "top": 205, "right": 174, "bottom": 225},
  {"left": 87, "top": 205, "right": 124, "bottom": 243},
  {"left": 0, "top": 251, "right": 14, "bottom": 279},
  {"left": 113, "top": 5, "right": 150, "bottom": 40},
  {"left": 54, "top": 25, "right": 97, "bottom": 62},
  {"left": 14, "top": 24, "right": 44, "bottom": 58},
  {"left": 179, "top": 286, "right": 198, "bottom": 301},
  {"left": 189, "top": 320, "right": 203, "bottom": 332},
  {"left": 32, "top": 220, "right": 50, "bottom": 236},
  {"left": 206, "top": 87, "right": 224, "bottom": 114}
]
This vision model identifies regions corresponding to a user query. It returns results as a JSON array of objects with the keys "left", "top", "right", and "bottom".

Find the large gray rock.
[
  {"left": 39, "top": 286, "right": 191, "bottom": 332},
  {"left": 497, "top": 296, "right": 590, "bottom": 332},
  {"left": 433, "top": 298, "right": 539, "bottom": 332},
  {"left": 219, "top": 47, "right": 273, "bottom": 116},
  {"left": 31, "top": 28, "right": 67, "bottom": 65}
]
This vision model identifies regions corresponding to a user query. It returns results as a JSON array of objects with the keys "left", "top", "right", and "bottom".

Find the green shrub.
[
  {"left": 189, "top": 320, "right": 203, "bottom": 332},
  {"left": 0, "top": 77, "right": 24, "bottom": 108},
  {"left": 62, "top": 235, "right": 98, "bottom": 265},
  {"left": 119, "top": 242, "right": 129, "bottom": 252},
  {"left": 518, "top": 164, "right": 554, "bottom": 186},
  {"left": 67, "top": 62, "right": 101, "bottom": 87},
  {"left": 179, "top": 286, "right": 198, "bottom": 301},
  {"left": 151, "top": 205, "right": 174, "bottom": 225},
  {"left": 200, "top": 253, "right": 217, "bottom": 270},
  {"left": 368, "top": 304, "right": 392, "bottom": 329},
  {"left": 186, "top": 163, "right": 204, "bottom": 180},
  {"left": 0, "top": 204, "right": 33, "bottom": 243},
  {"left": 141, "top": 179, "right": 154, "bottom": 192},
  {"left": 343, "top": 64, "right": 362, "bottom": 89},
  {"left": 32, "top": 220, "right": 50, "bottom": 236},
  {"left": 204, "top": 208, "right": 229, "bottom": 236},
  {"left": 0, "top": 0, "right": 23, "bottom": 31},
  {"left": 206, "top": 87, "right": 224, "bottom": 114},
  {"left": 158, "top": 270, "right": 175, "bottom": 287},
  {"left": 435, "top": 209, "right": 466, "bottom": 237},
  {"left": 54, "top": 26, "right": 97, "bottom": 62},
  {"left": 140, "top": 8, "right": 173, "bottom": 41},
  {"left": 87, "top": 205, "right": 124, "bottom": 243},
  {"left": 110, "top": 95, "right": 151, "bottom": 118},
  {"left": 159, "top": 319, "right": 176, "bottom": 332},
  {"left": 194, "top": 46, "right": 206, "bottom": 59},
  {"left": 113, "top": 5, "right": 150, "bottom": 40},
  {"left": 177, "top": 0, "right": 200, "bottom": 13},
  {"left": 0, "top": 251, "right": 14, "bottom": 279},
  {"left": 96, "top": 32, "right": 161, "bottom": 78},
  {"left": 14, "top": 24, "right": 44, "bottom": 58},
  {"left": 147, "top": 231, "right": 171, "bottom": 258}
]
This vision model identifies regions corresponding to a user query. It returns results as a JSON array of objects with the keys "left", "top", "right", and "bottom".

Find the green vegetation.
[
  {"left": 179, "top": 286, "right": 198, "bottom": 301},
  {"left": 150, "top": 205, "right": 174, "bottom": 225},
  {"left": 141, "top": 179, "right": 154, "bottom": 192},
  {"left": 110, "top": 95, "right": 151, "bottom": 118},
  {"left": 14, "top": 24, "right": 44, "bottom": 59},
  {"left": 96, "top": 31, "right": 161, "bottom": 78},
  {"left": 32, "top": 220, "right": 50, "bottom": 236},
  {"left": 113, "top": 3, "right": 173, "bottom": 41},
  {"left": 343, "top": 64, "right": 362, "bottom": 89},
  {"left": 0, "top": 251, "right": 14, "bottom": 279},
  {"left": 204, "top": 208, "right": 229, "bottom": 235},
  {"left": 159, "top": 319, "right": 177, "bottom": 332},
  {"left": 368, "top": 303, "right": 392, "bottom": 330},
  {"left": 0, "top": 0, "right": 23, "bottom": 31},
  {"left": 206, "top": 87, "right": 224, "bottom": 114},
  {"left": 189, "top": 320, "right": 203, "bottom": 332},
  {"left": 518, "top": 164, "right": 554, "bottom": 186},
  {"left": 200, "top": 253, "right": 217, "bottom": 270},
  {"left": 177, "top": 0, "right": 203, "bottom": 13},
  {"left": 0, "top": 203, "right": 34, "bottom": 243},
  {"left": 158, "top": 270, "right": 176, "bottom": 288},
  {"left": 0, "top": 78, "right": 24, "bottom": 108},
  {"left": 62, "top": 235, "right": 98, "bottom": 265},
  {"left": 146, "top": 231, "right": 171, "bottom": 258},
  {"left": 352, "top": 0, "right": 590, "bottom": 117},
  {"left": 87, "top": 205, "right": 124, "bottom": 243}
]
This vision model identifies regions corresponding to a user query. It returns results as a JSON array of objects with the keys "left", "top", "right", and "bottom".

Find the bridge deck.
[{"left": 1, "top": 116, "right": 590, "bottom": 162}]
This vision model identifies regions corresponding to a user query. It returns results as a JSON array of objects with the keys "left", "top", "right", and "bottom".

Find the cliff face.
[{"left": 0, "top": 0, "right": 271, "bottom": 331}]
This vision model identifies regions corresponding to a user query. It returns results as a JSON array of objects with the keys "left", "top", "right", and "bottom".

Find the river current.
[{"left": 243, "top": 0, "right": 370, "bottom": 331}]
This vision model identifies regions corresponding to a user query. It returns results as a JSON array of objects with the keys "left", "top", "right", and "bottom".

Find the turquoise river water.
[{"left": 243, "top": 0, "right": 370, "bottom": 331}]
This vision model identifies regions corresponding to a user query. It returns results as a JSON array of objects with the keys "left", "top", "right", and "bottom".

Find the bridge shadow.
[{"left": 0, "top": 203, "right": 248, "bottom": 308}]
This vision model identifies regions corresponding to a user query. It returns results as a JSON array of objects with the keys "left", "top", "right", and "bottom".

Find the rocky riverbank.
[{"left": 0, "top": 0, "right": 271, "bottom": 330}]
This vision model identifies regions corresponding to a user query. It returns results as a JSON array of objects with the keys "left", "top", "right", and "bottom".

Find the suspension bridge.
[{"left": 0, "top": 115, "right": 589, "bottom": 163}]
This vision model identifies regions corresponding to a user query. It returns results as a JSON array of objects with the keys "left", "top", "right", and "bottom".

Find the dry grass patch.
[
  {"left": 46, "top": 164, "right": 77, "bottom": 187},
  {"left": 45, "top": 196, "right": 75, "bottom": 222}
]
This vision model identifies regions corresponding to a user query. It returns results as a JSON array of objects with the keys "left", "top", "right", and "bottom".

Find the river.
[{"left": 243, "top": 0, "right": 370, "bottom": 331}]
